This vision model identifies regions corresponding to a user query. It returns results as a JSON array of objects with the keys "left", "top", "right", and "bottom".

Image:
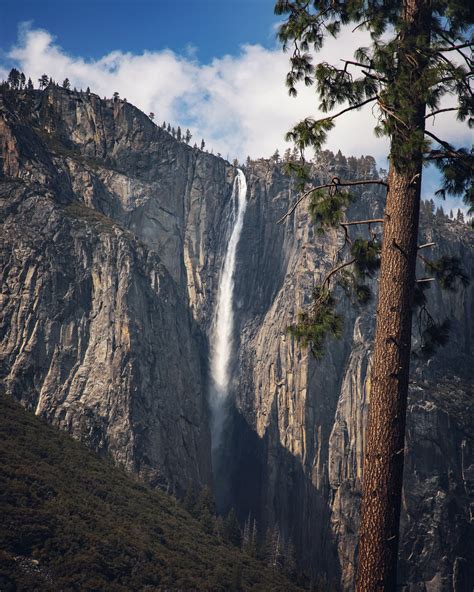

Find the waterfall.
[{"left": 209, "top": 169, "right": 248, "bottom": 454}]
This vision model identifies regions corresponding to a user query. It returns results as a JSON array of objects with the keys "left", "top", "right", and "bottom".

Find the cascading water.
[{"left": 209, "top": 169, "right": 248, "bottom": 458}]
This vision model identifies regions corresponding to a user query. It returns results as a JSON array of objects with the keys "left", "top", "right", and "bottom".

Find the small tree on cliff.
[{"left": 275, "top": 1, "right": 472, "bottom": 590}]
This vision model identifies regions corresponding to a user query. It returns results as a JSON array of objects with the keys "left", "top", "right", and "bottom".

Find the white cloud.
[{"left": 2, "top": 24, "right": 471, "bottom": 183}]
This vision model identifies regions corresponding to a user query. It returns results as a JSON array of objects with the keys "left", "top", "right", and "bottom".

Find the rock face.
[{"left": 1, "top": 86, "right": 473, "bottom": 590}]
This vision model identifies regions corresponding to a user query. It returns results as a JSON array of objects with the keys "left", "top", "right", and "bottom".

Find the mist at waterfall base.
[{"left": 209, "top": 169, "right": 247, "bottom": 507}]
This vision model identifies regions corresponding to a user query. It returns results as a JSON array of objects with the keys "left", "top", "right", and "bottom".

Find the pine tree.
[
  {"left": 7, "top": 68, "right": 20, "bottom": 89},
  {"left": 183, "top": 484, "right": 198, "bottom": 517},
  {"left": 196, "top": 485, "right": 216, "bottom": 517},
  {"left": 149, "top": 112, "right": 155, "bottom": 121},
  {"left": 176, "top": 126, "right": 182, "bottom": 141},
  {"left": 275, "top": 1, "right": 472, "bottom": 590},
  {"left": 456, "top": 208, "right": 465, "bottom": 223},
  {"left": 200, "top": 508, "right": 214, "bottom": 534},
  {"left": 185, "top": 128, "right": 192, "bottom": 143},
  {"left": 19, "top": 72, "right": 26, "bottom": 89},
  {"left": 38, "top": 74, "right": 49, "bottom": 89},
  {"left": 200, "top": 138, "right": 205, "bottom": 150},
  {"left": 27, "top": 77, "right": 34, "bottom": 91},
  {"left": 223, "top": 508, "right": 241, "bottom": 547},
  {"left": 62, "top": 78, "right": 70, "bottom": 90},
  {"left": 284, "top": 540, "right": 298, "bottom": 581},
  {"left": 263, "top": 526, "right": 284, "bottom": 570}
]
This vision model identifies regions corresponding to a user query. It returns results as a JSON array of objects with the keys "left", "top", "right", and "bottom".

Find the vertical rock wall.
[{"left": 1, "top": 86, "right": 472, "bottom": 589}]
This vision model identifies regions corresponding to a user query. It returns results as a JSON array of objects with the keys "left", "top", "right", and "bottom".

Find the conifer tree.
[
  {"left": 7, "top": 68, "right": 20, "bottom": 89},
  {"left": 223, "top": 508, "right": 242, "bottom": 547},
  {"left": 197, "top": 485, "right": 216, "bottom": 517},
  {"left": 183, "top": 484, "right": 198, "bottom": 517},
  {"left": 62, "top": 78, "right": 70, "bottom": 90},
  {"left": 275, "top": 1, "right": 472, "bottom": 590},
  {"left": 38, "top": 74, "right": 49, "bottom": 89}
]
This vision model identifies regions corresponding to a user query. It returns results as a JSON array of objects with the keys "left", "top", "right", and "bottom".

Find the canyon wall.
[{"left": 1, "top": 86, "right": 472, "bottom": 590}]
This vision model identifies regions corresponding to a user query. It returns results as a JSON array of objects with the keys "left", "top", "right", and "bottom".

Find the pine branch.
[
  {"left": 324, "top": 95, "right": 379, "bottom": 122},
  {"left": 277, "top": 178, "right": 389, "bottom": 224},
  {"left": 434, "top": 54, "right": 474, "bottom": 96},
  {"left": 362, "top": 70, "right": 389, "bottom": 83},
  {"left": 424, "top": 149, "right": 466, "bottom": 160},
  {"left": 425, "top": 107, "right": 460, "bottom": 119},
  {"left": 377, "top": 99, "right": 409, "bottom": 129},
  {"left": 322, "top": 258, "right": 357, "bottom": 290},
  {"left": 435, "top": 32, "right": 473, "bottom": 65},
  {"left": 437, "top": 41, "right": 473, "bottom": 52},
  {"left": 341, "top": 59, "right": 374, "bottom": 70},
  {"left": 424, "top": 129, "right": 457, "bottom": 152},
  {"left": 340, "top": 218, "right": 384, "bottom": 226}
]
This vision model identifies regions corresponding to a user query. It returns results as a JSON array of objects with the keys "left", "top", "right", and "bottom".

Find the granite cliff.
[{"left": 1, "top": 85, "right": 472, "bottom": 590}]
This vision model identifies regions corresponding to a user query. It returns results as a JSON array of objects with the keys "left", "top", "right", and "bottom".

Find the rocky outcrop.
[
  {"left": 228, "top": 158, "right": 473, "bottom": 589},
  {"left": 1, "top": 85, "right": 472, "bottom": 590},
  {"left": 0, "top": 86, "right": 236, "bottom": 493}
]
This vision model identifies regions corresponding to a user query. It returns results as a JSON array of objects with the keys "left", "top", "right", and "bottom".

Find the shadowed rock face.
[{"left": 1, "top": 86, "right": 473, "bottom": 590}]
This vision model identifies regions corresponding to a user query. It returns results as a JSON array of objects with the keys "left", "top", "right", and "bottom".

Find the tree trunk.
[{"left": 355, "top": 0, "right": 431, "bottom": 589}]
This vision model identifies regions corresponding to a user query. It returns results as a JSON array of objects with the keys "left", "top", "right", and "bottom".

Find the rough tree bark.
[{"left": 356, "top": 0, "right": 431, "bottom": 590}]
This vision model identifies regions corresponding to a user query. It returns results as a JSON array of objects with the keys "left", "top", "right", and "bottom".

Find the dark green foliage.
[
  {"left": 0, "top": 394, "right": 303, "bottom": 591},
  {"left": 183, "top": 483, "right": 198, "bottom": 517},
  {"left": 274, "top": 0, "right": 472, "bottom": 198},
  {"left": 288, "top": 287, "right": 343, "bottom": 358},
  {"left": 308, "top": 188, "right": 352, "bottom": 232},
  {"left": 283, "top": 159, "right": 312, "bottom": 191},
  {"left": 354, "top": 283, "right": 372, "bottom": 305},
  {"left": 223, "top": 509, "right": 242, "bottom": 547},
  {"left": 274, "top": 0, "right": 472, "bottom": 362},
  {"left": 350, "top": 238, "right": 381, "bottom": 278},
  {"left": 38, "top": 74, "right": 49, "bottom": 89},
  {"left": 7, "top": 68, "right": 21, "bottom": 89},
  {"left": 418, "top": 318, "right": 452, "bottom": 358},
  {"left": 413, "top": 280, "right": 431, "bottom": 308},
  {"left": 197, "top": 485, "right": 216, "bottom": 517},
  {"left": 425, "top": 255, "right": 470, "bottom": 290}
]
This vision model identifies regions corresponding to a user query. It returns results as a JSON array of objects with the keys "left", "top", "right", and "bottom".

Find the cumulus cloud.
[{"left": 3, "top": 23, "right": 471, "bottom": 174}]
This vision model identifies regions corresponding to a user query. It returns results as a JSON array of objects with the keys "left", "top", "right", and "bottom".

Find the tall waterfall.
[{"left": 209, "top": 169, "right": 248, "bottom": 454}]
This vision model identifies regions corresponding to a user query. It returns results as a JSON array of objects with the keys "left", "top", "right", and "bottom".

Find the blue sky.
[
  {"left": 0, "top": 1, "right": 470, "bottom": 212},
  {"left": 1, "top": 0, "right": 280, "bottom": 62}
]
